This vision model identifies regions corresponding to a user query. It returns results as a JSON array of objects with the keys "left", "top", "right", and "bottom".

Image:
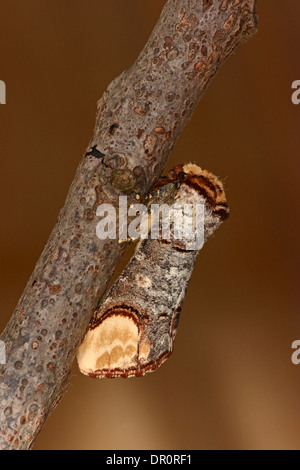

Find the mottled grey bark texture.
[
  {"left": 77, "top": 164, "right": 229, "bottom": 379},
  {"left": 0, "top": 0, "right": 257, "bottom": 450}
]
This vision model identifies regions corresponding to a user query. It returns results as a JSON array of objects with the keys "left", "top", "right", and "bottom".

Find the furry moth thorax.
[{"left": 153, "top": 163, "right": 229, "bottom": 222}]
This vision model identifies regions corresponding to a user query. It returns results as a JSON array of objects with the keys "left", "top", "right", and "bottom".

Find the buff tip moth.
[{"left": 77, "top": 163, "right": 229, "bottom": 378}]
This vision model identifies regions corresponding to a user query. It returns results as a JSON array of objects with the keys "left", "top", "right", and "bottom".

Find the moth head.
[
  {"left": 77, "top": 304, "right": 171, "bottom": 378},
  {"left": 77, "top": 306, "right": 140, "bottom": 378},
  {"left": 153, "top": 163, "right": 229, "bottom": 221}
]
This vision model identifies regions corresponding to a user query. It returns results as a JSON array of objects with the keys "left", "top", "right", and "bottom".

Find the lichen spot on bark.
[{"left": 136, "top": 274, "right": 152, "bottom": 289}]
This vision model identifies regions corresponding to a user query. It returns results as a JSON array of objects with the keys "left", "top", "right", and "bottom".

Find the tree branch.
[{"left": 0, "top": 0, "right": 257, "bottom": 450}]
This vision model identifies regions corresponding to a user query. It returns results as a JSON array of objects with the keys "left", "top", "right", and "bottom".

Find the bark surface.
[{"left": 0, "top": 0, "right": 257, "bottom": 450}]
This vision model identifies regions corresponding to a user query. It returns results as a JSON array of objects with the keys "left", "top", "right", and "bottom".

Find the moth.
[{"left": 77, "top": 163, "right": 229, "bottom": 378}]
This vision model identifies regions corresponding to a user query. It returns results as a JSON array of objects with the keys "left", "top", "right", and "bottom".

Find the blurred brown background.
[{"left": 0, "top": 0, "right": 300, "bottom": 450}]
